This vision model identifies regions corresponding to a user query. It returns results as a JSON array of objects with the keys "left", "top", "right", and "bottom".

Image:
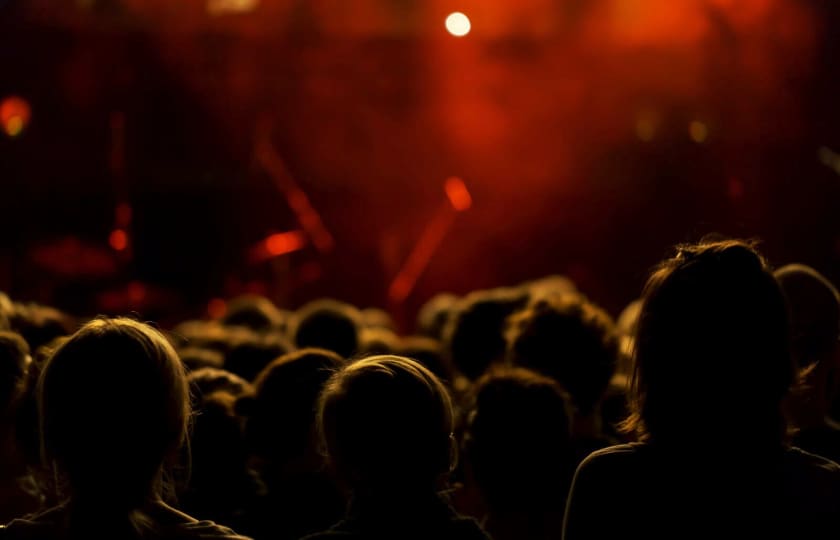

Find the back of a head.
[
  {"left": 445, "top": 289, "right": 529, "bottom": 381},
  {"left": 292, "top": 299, "right": 361, "bottom": 359},
  {"left": 507, "top": 295, "right": 617, "bottom": 416},
  {"left": 465, "top": 367, "right": 572, "bottom": 512},
  {"left": 774, "top": 264, "right": 840, "bottom": 368},
  {"left": 318, "top": 355, "right": 454, "bottom": 492},
  {"left": 0, "top": 331, "right": 30, "bottom": 414},
  {"left": 628, "top": 239, "right": 792, "bottom": 446},
  {"left": 224, "top": 333, "right": 293, "bottom": 382},
  {"left": 38, "top": 317, "right": 190, "bottom": 508},
  {"left": 221, "top": 295, "right": 284, "bottom": 332},
  {"left": 416, "top": 293, "right": 459, "bottom": 340},
  {"left": 245, "top": 348, "right": 344, "bottom": 463}
]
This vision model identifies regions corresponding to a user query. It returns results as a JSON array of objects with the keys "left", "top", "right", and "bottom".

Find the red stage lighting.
[{"left": 1, "top": 96, "right": 31, "bottom": 138}]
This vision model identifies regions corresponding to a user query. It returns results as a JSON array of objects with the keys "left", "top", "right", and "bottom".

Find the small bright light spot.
[
  {"left": 6, "top": 117, "right": 23, "bottom": 137},
  {"left": 689, "top": 120, "right": 708, "bottom": 143},
  {"left": 445, "top": 176, "right": 472, "bottom": 211},
  {"left": 208, "top": 298, "right": 227, "bottom": 319},
  {"left": 109, "top": 229, "right": 128, "bottom": 251},
  {"left": 446, "top": 12, "right": 471, "bottom": 37},
  {"left": 1, "top": 96, "right": 31, "bottom": 138}
]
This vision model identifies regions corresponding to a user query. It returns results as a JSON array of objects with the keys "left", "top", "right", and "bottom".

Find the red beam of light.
[
  {"left": 249, "top": 230, "right": 307, "bottom": 264},
  {"left": 255, "top": 123, "right": 335, "bottom": 253},
  {"left": 445, "top": 176, "right": 472, "bottom": 211},
  {"left": 389, "top": 209, "right": 457, "bottom": 304},
  {"left": 389, "top": 178, "right": 472, "bottom": 303}
]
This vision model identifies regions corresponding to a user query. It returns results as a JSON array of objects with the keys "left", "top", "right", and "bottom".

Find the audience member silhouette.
[
  {"left": 1, "top": 317, "right": 250, "bottom": 539},
  {"left": 507, "top": 295, "right": 618, "bottom": 459},
  {"left": 180, "top": 369, "right": 260, "bottom": 534},
  {"left": 563, "top": 240, "right": 840, "bottom": 539},
  {"left": 444, "top": 289, "right": 529, "bottom": 381},
  {"left": 291, "top": 300, "right": 361, "bottom": 359},
  {"left": 0, "top": 332, "right": 40, "bottom": 523},
  {"left": 775, "top": 264, "right": 840, "bottom": 464},
  {"left": 463, "top": 367, "right": 574, "bottom": 540},
  {"left": 416, "top": 293, "right": 459, "bottom": 341},
  {"left": 239, "top": 349, "right": 345, "bottom": 540},
  {"left": 304, "top": 355, "right": 489, "bottom": 540},
  {"left": 221, "top": 295, "right": 285, "bottom": 333}
]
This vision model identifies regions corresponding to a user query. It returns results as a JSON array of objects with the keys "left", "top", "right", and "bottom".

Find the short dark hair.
[
  {"left": 507, "top": 295, "right": 617, "bottom": 415},
  {"left": 292, "top": 300, "right": 361, "bottom": 359},
  {"left": 465, "top": 367, "right": 572, "bottom": 512},
  {"left": 317, "top": 355, "right": 454, "bottom": 489}
]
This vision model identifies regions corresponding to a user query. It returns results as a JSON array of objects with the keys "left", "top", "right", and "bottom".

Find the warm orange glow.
[
  {"left": 389, "top": 210, "right": 458, "bottom": 303},
  {"left": 1, "top": 96, "right": 31, "bottom": 138},
  {"left": 207, "top": 298, "right": 227, "bottom": 319},
  {"left": 109, "top": 229, "right": 128, "bottom": 251},
  {"left": 446, "top": 12, "right": 471, "bottom": 37},
  {"left": 689, "top": 120, "right": 708, "bottom": 143},
  {"left": 445, "top": 176, "right": 472, "bottom": 211},
  {"left": 635, "top": 110, "right": 659, "bottom": 142},
  {"left": 266, "top": 231, "right": 306, "bottom": 256}
]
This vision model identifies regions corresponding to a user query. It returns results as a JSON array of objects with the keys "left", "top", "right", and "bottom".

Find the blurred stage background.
[{"left": 0, "top": 0, "right": 839, "bottom": 327}]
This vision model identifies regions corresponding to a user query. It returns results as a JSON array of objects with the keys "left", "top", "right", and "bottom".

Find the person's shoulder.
[
  {"left": 2, "top": 505, "right": 66, "bottom": 540},
  {"left": 174, "top": 520, "right": 252, "bottom": 540},
  {"left": 578, "top": 442, "right": 645, "bottom": 470},
  {"left": 785, "top": 445, "right": 840, "bottom": 473}
]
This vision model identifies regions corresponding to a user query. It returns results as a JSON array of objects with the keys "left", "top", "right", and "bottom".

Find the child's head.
[
  {"left": 38, "top": 317, "right": 190, "bottom": 507},
  {"left": 317, "top": 355, "right": 454, "bottom": 492}
]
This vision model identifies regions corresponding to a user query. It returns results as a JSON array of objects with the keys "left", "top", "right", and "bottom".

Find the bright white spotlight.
[{"left": 446, "top": 12, "right": 471, "bottom": 37}]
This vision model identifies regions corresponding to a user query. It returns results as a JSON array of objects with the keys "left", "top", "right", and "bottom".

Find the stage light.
[
  {"left": 445, "top": 176, "right": 472, "bottom": 211},
  {"left": 109, "top": 229, "right": 128, "bottom": 251},
  {"left": 689, "top": 120, "right": 708, "bottom": 143},
  {"left": 446, "top": 12, "right": 471, "bottom": 37},
  {"left": 265, "top": 231, "right": 306, "bottom": 256},
  {"left": 1, "top": 96, "right": 31, "bottom": 138}
]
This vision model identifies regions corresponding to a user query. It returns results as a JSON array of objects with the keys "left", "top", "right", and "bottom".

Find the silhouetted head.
[
  {"left": 626, "top": 240, "right": 792, "bottom": 446},
  {"left": 221, "top": 295, "right": 284, "bottom": 332},
  {"left": 358, "top": 327, "right": 400, "bottom": 356},
  {"left": 416, "top": 293, "right": 459, "bottom": 340},
  {"left": 508, "top": 295, "right": 617, "bottom": 416},
  {"left": 224, "top": 333, "right": 292, "bottom": 382},
  {"left": 774, "top": 264, "right": 839, "bottom": 369},
  {"left": 178, "top": 347, "right": 225, "bottom": 371},
  {"left": 398, "top": 336, "right": 454, "bottom": 384},
  {"left": 774, "top": 264, "right": 840, "bottom": 423},
  {"left": 360, "top": 308, "right": 396, "bottom": 331},
  {"left": 188, "top": 367, "right": 253, "bottom": 398},
  {"left": 38, "top": 318, "right": 190, "bottom": 508},
  {"left": 0, "top": 331, "right": 29, "bottom": 415},
  {"left": 12, "top": 304, "right": 72, "bottom": 353},
  {"left": 445, "top": 289, "right": 530, "bottom": 381},
  {"left": 243, "top": 348, "right": 343, "bottom": 465},
  {"left": 292, "top": 300, "right": 361, "bottom": 358},
  {"left": 317, "top": 355, "right": 454, "bottom": 492},
  {"left": 465, "top": 367, "right": 572, "bottom": 513}
]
